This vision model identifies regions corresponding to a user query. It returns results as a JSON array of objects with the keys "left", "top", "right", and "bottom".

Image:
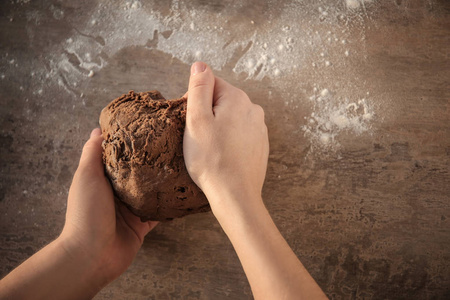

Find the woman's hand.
[
  {"left": 183, "top": 62, "right": 269, "bottom": 214},
  {"left": 0, "top": 129, "right": 158, "bottom": 300},
  {"left": 60, "top": 128, "right": 158, "bottom": 283}
]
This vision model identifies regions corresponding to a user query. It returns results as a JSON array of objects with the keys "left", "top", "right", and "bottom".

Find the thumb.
[
  {"left": 187, "top": 61, "right": 215, "bottom": 120},
  {"left": 77, "top": 128, "right": 104, "bottom": 176}
]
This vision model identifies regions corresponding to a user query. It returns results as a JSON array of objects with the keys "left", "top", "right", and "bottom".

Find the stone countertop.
[{"left": 0, "top": 0, "right": 449, "bottom": 299}]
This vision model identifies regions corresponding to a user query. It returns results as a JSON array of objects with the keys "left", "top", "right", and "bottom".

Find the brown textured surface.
[
  {"left": 0, "top": 1, "right": 449, "bottom": 299},
  {"left": 100, "top": 90, "right": 209, "bottom": 221}
]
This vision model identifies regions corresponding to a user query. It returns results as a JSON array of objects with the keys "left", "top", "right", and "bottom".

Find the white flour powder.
[
  {"left": 303, "top": 88, "right": 374, "bottom": 150},
  {"left": 13, "top": 0, "right": 378, "bottom": 152}
]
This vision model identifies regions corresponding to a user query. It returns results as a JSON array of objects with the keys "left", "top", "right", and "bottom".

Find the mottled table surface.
[{"left": 1, "top": 0, "right": 449, "bottom": 299}]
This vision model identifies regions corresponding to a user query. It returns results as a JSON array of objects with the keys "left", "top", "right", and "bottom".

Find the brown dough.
[{"left": 99, "top": 90, "right": 210, "bottom": 221}]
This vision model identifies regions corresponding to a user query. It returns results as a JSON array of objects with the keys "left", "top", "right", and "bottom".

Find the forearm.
[
  {"left": 0, "top": 237, "right": 108, "bottom": 300},
  {"left": 210, "top": 191, "right": 327, "bottom": 300}
]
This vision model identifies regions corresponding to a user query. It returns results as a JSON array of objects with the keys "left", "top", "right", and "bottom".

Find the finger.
[
  {"left": 214, "top": 77, "right": 250, "bottom": 106},
  {"left": 212, "top": 77, "right": 231, "bottom": 106},
  {"left": 187, "top": 61, "right": 215, "bottom": 119},
  {"left": 214, "top": 76, "right": 233, "bottom": 96},
  {"left": 118, "top": 204, "right": 159, "bottom": 243},
  {"left": 77, "top": 128, "right": 104, "bottom": 176},
  {"left": 147, "top": 221, "right": 159, "bottom": 232},
  {"left": 90, "top": 127, "right": 102, "bottom": 138}
]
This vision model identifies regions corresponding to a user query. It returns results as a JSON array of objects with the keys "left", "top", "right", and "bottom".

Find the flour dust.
[{"left": 7, "top": 0, "right": 380, "bottom": 152}]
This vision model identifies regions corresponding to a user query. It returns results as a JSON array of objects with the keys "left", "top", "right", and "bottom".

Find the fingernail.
[
  {"left": 191, "top": 61, "right": 206, "bottom": 75},
  {"left": 90, "top": 128, "right": 102, "bottom": 138}
]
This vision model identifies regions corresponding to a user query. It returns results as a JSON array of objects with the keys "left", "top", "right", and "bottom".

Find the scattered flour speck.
[
  {"left": 345, "top": 0, "right": 374, "bottom": 10},
  {"left": 320, "top": 89, "right": 330, "bottom": 97},
  {"left": 303, "top": 89, "right": 374, "bottom": 149},
  {"left": 345, "top": 0, "right": 361, "bottom": 9}
]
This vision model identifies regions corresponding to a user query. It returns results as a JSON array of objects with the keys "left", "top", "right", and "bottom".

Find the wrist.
[
  {"left": 55, "top": 235, "right": 111, "bottom": 294},
  {"left": 206, "top": 186, "right": 266, "bottom": 226}
]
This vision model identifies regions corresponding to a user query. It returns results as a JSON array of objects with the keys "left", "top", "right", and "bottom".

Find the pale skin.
[{"left": 0, "top": 62, "right": 327, "bottom": 300}]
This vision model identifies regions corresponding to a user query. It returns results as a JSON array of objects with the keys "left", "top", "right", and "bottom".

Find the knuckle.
[
  {"left": 235, "top": 88, "right": 249, "bottom": 100},
  {"left": 190, "top": 76, "right": 211, "bottom": 91},
  {"left": 190, "top": 81, "right": 209, "bottom": 90},
  {"left": 252, "top": 104, "right": 265, "bottom": 118}
]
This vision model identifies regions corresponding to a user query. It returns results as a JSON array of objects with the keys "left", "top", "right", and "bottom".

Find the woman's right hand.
[{"left": 183, "top": 61, "right": 269, "bottom": 213}]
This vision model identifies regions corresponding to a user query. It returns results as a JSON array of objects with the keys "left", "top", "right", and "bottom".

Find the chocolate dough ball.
[{"left": 99, "top": 90, "right": 210, "bottom": 221}]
